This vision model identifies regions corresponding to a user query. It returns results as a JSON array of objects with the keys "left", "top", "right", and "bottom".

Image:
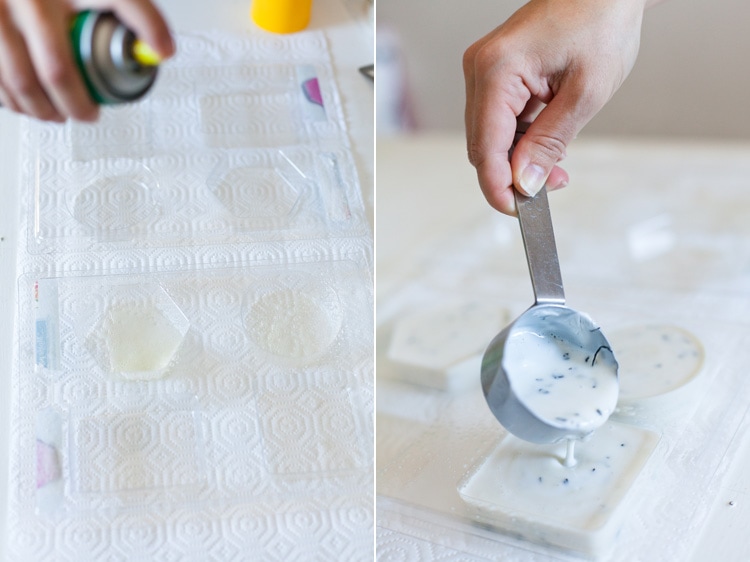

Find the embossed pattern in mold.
[
  {"left": 211, "top": 167, "right": 299, "bottom": 219},
  {"left": 258, "top": 372, "right": 366, "bottom": 475},
  {"left": 69, "top": 160, "right": 161, "bottom": 240},
  {"left": 70, "top": 398, "right": 204, "bottom": 495}
]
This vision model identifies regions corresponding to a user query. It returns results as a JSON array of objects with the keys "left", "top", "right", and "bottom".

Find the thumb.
[{"left": 511, "top": 86, "right": 598, "bottom": 197}]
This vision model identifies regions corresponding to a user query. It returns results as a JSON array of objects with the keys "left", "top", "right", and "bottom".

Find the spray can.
[{"left": 70, "top": 10, "right": 161, "bottom": 104}]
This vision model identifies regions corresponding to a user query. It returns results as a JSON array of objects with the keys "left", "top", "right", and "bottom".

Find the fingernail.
[
  {"left": 519, "top": 164, "right": 546, "bottom": 197},
  {"left": 549, "top": 179, "right": 568, "bottom": 192}
]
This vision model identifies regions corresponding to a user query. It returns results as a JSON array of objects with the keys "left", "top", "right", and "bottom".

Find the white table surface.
[
  {"left": 0, "top": 1, "right": 373, "bottom": 558},
  {"left": 376, "top": 133, "right": 750, "bottom": 561}
]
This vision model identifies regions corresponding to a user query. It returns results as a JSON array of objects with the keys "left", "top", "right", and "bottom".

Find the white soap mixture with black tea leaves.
[{"left": 504, "top": 328, "right": 619, "bottom": 437}]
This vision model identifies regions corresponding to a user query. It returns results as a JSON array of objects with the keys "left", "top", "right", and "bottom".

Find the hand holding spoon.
[{"left": 481, "top": 123, "right": 619, "bottom": 456}]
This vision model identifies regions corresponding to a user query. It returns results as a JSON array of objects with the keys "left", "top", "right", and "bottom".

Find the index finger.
[{"left": 469, "top": 71, "right": 529, "bottom": 215}]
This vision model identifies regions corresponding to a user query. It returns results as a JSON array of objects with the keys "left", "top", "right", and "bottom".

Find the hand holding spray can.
[
  {"left": 0, "top": 10, "right": 163, "bottom": 111},
  {"left": 71, "top": 10, "right": 162, "bottom": 104}
]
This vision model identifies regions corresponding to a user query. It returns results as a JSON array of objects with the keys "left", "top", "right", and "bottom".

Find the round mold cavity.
[
  {"left": 71, "top": 162, "right": 159, "bottom": 236},
  {"left": 243, "top": 273, "right": 343, "bottom": 360}
]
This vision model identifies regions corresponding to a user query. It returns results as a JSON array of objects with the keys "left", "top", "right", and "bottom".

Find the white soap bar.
[
  {"left": 610, "top": 324, "right": 705, "bottom": 424},
  {"left": 458, "top": 421, "right": 659, "bottom": 557},
  {"left": 387, "top": 301, "right": 506, "bottom": 390},
  {"left": 611, "top": 324, "right": 703, "bottom": 401}
]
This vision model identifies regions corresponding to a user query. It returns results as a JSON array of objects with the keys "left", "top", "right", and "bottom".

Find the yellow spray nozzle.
[{"left": 132, "top": 39, "right": 162, "bottom": 66}]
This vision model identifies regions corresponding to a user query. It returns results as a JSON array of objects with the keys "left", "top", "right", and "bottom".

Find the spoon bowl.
[{"left": 482, "top": 303, "right": 618, "bottom": 444}]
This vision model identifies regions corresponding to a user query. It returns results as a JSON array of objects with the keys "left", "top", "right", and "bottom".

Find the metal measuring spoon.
[{"left": 481, "top": 123, "right": 619, "bottom": 449}]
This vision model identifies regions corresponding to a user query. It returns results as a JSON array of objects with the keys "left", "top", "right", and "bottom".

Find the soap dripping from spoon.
[{"left": 562, "top": 438, "right": 577, "bottom": 467}]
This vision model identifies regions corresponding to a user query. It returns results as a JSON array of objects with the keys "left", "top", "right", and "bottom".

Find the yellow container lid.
[{"left": 251, "top": 0, "right": 312, "bottom": 34}]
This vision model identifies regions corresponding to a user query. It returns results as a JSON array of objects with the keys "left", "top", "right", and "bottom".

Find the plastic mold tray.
[{"left": 9, "top": 29, "right": 373, "bottom": 562}]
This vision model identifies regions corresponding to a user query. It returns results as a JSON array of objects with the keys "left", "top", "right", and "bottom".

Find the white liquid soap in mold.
[
  {"left": 458, "top": 421, "right": 659, "bottom": 558},
  {"left": 503, "top": 327, "right": 619, "bottom": 439}
]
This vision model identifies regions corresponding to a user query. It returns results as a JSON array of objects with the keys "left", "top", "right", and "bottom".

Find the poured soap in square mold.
[{"left": 458, "top": 422, "right": 659, "bottom": 557}]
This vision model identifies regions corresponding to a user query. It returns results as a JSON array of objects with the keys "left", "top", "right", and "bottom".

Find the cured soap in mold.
[
  {"left": 388, "top": 300, "right": 507, "bottom": 390},
  {"left": 612, "top": 324, "right": 704, "bottom": 401},
  {"left": 458, "top": 421, "right": 659, "bottom": 557}
]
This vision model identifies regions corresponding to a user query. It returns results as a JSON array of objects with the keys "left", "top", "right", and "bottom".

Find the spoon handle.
[{"left": 511, "top": 124, "right": 566, "bottom": 306}]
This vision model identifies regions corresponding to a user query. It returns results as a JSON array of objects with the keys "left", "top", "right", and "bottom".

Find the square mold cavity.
[
  {"left": 69, "top": 394, "right": 205, "bottom": 500},
  {"left": 200, "top": 92, "right": 300, "bottom": 148},
  {"left": 256, "top": 371, "right": 367, "bottom": 475},
  {"left": 458, "top": 421, "right": 659, "bottom": 558},
  {"left": 197, "top": 64, "right": 328, "bottom": 150}
]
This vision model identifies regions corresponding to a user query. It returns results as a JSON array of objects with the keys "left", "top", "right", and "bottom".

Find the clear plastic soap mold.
[
  {"left": 69, "top": 160, "right": 161, "bottom": 241},
  {"left": 26, "top": 34, "right": 364, "bottom": 255},
  {"left": 10, "top": 29, "right": 374, "bottom": 562}
]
